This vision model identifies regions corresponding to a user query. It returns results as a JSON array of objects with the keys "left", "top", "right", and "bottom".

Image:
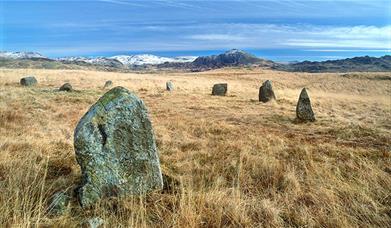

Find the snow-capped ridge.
[
  {"left": 110, "top": 54, "right": 197, "bottom": 65},
  {"left": 0, "top": 51, "right": 47, "bottom": 59}
]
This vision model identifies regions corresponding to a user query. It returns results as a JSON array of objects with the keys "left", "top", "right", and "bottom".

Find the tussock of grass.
[{"left": 0, "top": 68, "right": 390, "bottom": 227}]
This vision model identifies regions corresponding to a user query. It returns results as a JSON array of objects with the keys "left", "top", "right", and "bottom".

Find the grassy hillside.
[{"left": 0, "top": 68, "right": 390, "bottom": 227}]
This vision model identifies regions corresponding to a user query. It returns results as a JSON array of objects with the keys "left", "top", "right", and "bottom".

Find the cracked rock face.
[
  {"left": 259, "top": 80, "right": 276, "bottom": 102},
  {"left": 74, "top": 86, "right": 163, "bottom": 207},
  {"left": 296, "top": 88, "right": 315, "bottom": 122}
]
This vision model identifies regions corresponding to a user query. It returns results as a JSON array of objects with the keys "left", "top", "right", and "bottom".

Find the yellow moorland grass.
[{"left": 0, "top": 68, "right": 390, "bottom": 227}]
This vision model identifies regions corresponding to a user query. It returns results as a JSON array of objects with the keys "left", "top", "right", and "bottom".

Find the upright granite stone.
[
  {"left": 166, "top": 81, "right": 174, "bottom": 91},
  {"left": 59, "top": 83, "right": 73, "bottom": 92},
  {"left": 104, "top": 80, "right": 113, "bottom": 89},
  {"left": 296, "top": 88, "right": 315, "bottom": 122},
  {"left": 212, "top": 83, "right": 228, "bottom": 96},
  {"left": 259, "top": 80, "right": 276, "bottom": 102},
  {"left": 20, "top": 76, "right": 37, "bottom": 86},
  {"left": 74, "top": 86, "right": 163, "bottom": 207}
]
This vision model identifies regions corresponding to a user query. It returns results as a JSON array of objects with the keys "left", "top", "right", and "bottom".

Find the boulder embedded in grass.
[
  {"left": 212, "top": 83, "right": 228, "bottom": 96},
  {"left": 59, "top": 83, "right": 73, "bottom": 92},
  {"left": 20, "top": 76, "right": 37, "bottom": 86}
]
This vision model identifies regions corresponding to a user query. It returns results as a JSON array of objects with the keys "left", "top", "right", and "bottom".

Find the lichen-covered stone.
[
  {"left": 296, "top": 88, "right": 315, "bottom": 122},
  {"left": 47, "top": 191, "right": 70, "bottom": 215},
  {"left": 20, "top": 76, "right": 37, "bottom": 86},
  {"left": 166, "top": 81, "right": 174, "bottom": 91},
  {"left": 212, "top": 83, "right": 227, "bottom": 96},
  {"left": 259, "top": 80, "right": 276, "bottom": 102},
  {"left": 103, "top": 80, "right": 113, "bottom": 89},
  {"left": 74, "top": 86, "right": 163, "bottom": 207},
  {"left": 59, "top": 83, "right": 73, "bottom": 92}
]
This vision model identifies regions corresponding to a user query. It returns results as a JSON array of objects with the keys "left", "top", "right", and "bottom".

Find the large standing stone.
[
  {"left": 20, "top": 76, "right": 37, "bottom": 86},
  {"left": 74, "top": 86, "right": 163, "bottom": 207},
  {"left": 296, "top": 88, "right": 315, "bottom": 122},
  {"left": 212, "top": 83, "right": 227, "bottom": 96},
  {"left": 103, "top": 80, "right": 113, "bottom": 89},
  {"left": 59, "top": 83, "right": 73, "bottom": 92},
  {"left": 259, "top": 80, "right": 276, "bottom": 102},
  {"left": 166, "top": 81, "right": 174, "bottom": 91}
]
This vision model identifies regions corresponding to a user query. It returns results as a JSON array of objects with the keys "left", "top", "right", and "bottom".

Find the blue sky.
[{"left": 1, "top": 0, "right": 390, "bottom": 61}]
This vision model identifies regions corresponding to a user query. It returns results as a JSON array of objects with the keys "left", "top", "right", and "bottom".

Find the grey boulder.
[
  {"left": 259, "top": 80, "right": 276, "bottom": 102},
  {"left": 166, "top": 81, "right": 174, "bottom": 91},
  {"left": 296, "top": 88, "right": 315, "bottom": 122},
  {"left": 59, "top": 83, "right": 73, "bottom": 92},
  {"left": 20, "top": 76, "right": 37, "bottom": 86},
  {"left": 74, "top": 86, "right": 163, "bottom": 207},
  {"left": 212, "top": 83, "right": 227, "bottom": 96}
]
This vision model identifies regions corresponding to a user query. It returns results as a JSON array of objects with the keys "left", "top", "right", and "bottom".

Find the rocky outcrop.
[{"left": 74, "top": 86, "right": 163, "bottom": 207}]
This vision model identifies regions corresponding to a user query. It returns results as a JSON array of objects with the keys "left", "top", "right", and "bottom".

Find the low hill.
[{"left": 275, "top": 55, "right": 391, "bottom": 72}]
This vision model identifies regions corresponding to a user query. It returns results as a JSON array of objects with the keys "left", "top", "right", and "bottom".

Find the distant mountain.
[
  {"left": 275, "top": 55, "right": 391, "bottom": 72},
  {"left": 191, "top": 49, "right": 274, "bottom": 69},
  {"left": 110, "top": 54, "right": 197, "bottom": 65},
  {"left": 2, "top": 50, "right": 389, "bottom": 73},
  {"left": 56, "top": 54, "right": 197, "bottom": 67},
  {"left": 0, "top": 51, "right": 48, "bottom": 59},
  {"left": 57, "top": 56, "right": 124, "bottom": 68}
]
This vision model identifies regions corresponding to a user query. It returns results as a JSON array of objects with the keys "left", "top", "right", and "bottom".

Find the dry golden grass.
[{"left": 0, "top": 68, "right": 390, "bottom": 227}]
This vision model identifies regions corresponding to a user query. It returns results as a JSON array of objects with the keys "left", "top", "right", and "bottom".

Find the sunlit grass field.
[{"left": 0, "top": 68, "right": 390, "bottom": 227}]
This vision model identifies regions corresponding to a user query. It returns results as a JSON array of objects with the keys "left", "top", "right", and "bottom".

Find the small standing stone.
[
  {"left": 212, "top": 83, "right": 228, "bottom": 96},
  {"left": 166, "top": 81, "right": 174, "bottom": 91},
  {"left": 59, "top": 83, "right": 73, "bottom": 92},
  {"left": 104, "top": 80, "right": 113, "bottom": 89},
  {"left": 20, "top": 76, "right": 37, "bottom": 86},
  {"left": 74, "top": 86, "right": 163, "bottom": 207},
  {"left": 259, "top": 80, "right": 276, "bottom": 102},
  {"left": 296, "top": 88, "right": 315, "bottom": 122}
]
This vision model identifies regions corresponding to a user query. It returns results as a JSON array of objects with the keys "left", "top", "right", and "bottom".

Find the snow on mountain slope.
[
  {"left": 110, "top": 54, "right": 197, "bottom": 65},
  {"left": 0, "top": 51, "right": 47, "bottom": 59},
  {"left": 1, "top": 51, "right": 198, "bottom": 66}
]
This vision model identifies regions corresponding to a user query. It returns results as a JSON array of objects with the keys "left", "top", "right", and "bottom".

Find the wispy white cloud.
[
  {"left": 98, "top": 0, "right": 147, "bottom": 7},
  {"left": 186, "top": 24, "right": 391, "bottom": 50},
  {"left": 187, "top": 34, "right": 247, "bottom": 41}
]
